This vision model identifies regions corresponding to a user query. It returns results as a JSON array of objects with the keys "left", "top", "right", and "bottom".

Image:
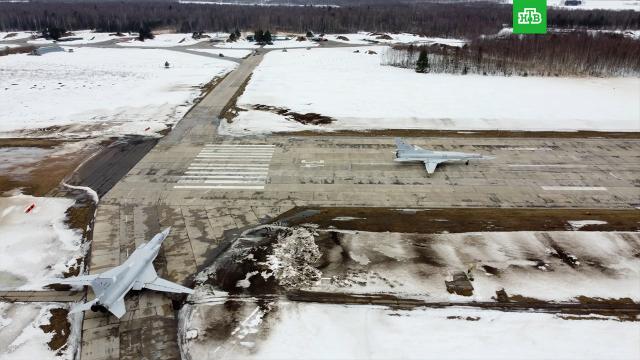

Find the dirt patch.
[
  {"left": 0, "top": 141, "right": 95, "bottom": 196},
  {"left": 39, "top": 308, "right": 71, "bottom": 353},
  {"left": 0, "top": 138, "right": 66, "bottom": 149},
  {"left": 278, "top": 129, "right": 640, "bottom": 139},
  {"left": 221, "top": 74, "right": 252, "bottom": 121},
  {"left": 445, "top": 272, "right": 474, "bottom": 296},
  {"left": 252, "top": 104, "right": 334, "bottom": 125},
  {"left": 274, "top": 207, "right": 640, "bottom": 233}
]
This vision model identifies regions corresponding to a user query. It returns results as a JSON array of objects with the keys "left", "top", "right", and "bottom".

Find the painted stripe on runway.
[
  {"left": 188, "top": 163, "right": 270, "bottom": 167},
  {"left": 541, "top": 186, "right": 607, "bottom": 191},
  {"left": 177, "top": 143, "right": 274, "bottom": 191},
  {"left": 185, "top": 171, "right": 269, "bottom": 175},
  {"left": 188, "top": 167, "right": 270, "bottom": 171},
  {"left": 174, "top": 185, "right": 265, "bottom": 190},
  {"left": 180, "top": 175, "right": 267, "bottom": 179},
  {"left": 178, "top": 179, "right": 265, "bottom": 184},
  {"left": 196, "top": 155, "right": 273, "bottom": 159}
]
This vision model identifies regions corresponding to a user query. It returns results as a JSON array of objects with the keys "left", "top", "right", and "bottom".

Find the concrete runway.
[{"left": 77, "top": 44, "right": 640, "bottom": 359}]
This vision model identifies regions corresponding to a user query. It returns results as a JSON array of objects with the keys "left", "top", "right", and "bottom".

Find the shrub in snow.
[{"left": 267, "top": 226, "right": 321, "bottom": 290}]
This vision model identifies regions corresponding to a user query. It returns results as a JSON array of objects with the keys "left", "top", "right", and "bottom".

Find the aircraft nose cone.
[{"left": 161, "top": 227, "right": 171, "bottom": 236}]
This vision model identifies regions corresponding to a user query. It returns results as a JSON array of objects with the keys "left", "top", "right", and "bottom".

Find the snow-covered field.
[
  {"left": 117, "top": 33, "right": 209, "bottom": 47},
  {"left": 0, "top": 47, "right": 236, "bottom": 136},
  {"left": 221, "top": 46, "right": 640, "bottom": 135},
  {"left": 0, "top": 302, "right": 78, "bottom": 360},
  {"left": 182, "top": 302, "right": 640, "bottom": 360},
  {"left": 325, "top": 32, "right": 467, "bottom": 47},
  {"left": 0, "top": 194, "right": 84, "bottom": 290},
  {"left": 188, "top": 48, "right": 252, "bottom": 58}
]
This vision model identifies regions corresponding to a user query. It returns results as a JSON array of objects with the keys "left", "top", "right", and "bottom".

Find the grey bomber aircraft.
[
  {"left": 394, "top": 137, "right": 494, "bottom": 174},
  {"left": 52, "top": 227, "right": 193, "bottom": 318}
]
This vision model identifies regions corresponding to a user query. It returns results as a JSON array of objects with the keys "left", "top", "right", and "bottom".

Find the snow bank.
[
  {"left": 225, "top": 46, "right": 640, "bottom": 135},
  {"left": 0, "top": 194, "right": 83, "bottom": 290},
  {"left": 313, "top": 231, "right": 640, "bottom": 302},
  {"left": 117, "top": 33, "right": 208, "bottom": 47},
  {"left": 28, "top": 30, "right": 132, "bottom": 45},
  {"left": 183, "top": 302, "right": 640, "bottom": 360},
  {"left": 0, "top": 47, "right": 236, "bottom": 136},
  {"left": 0, "top": 31, "right": 34, "bottom": 41},
  {"left": 0, "top": 303, "right": 77, "bottom": 360},
  {"left": 326, "top": 32, "right": 467, "bottom": 47}
]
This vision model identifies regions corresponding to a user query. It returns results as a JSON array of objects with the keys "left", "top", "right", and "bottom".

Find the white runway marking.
[
  {"left": 541, "top": 186, "right": 607, "bottom": 191},
  {"left": 174, "top": 185, "right": 265, "bottom": 190},
  {"left": 174, "top": 144, "right": 274, "bottom": 190}
]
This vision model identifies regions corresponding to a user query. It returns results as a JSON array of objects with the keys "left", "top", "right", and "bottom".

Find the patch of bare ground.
[
  {"left": 252, "top": 104, "right": 335, "bottom": 125},
  {"left": 275, "top": 207, "right": 640, "bottom": 233},
  {"left": 221, "top": 74, "right": 252, "bottom": 121},
  {"left": 0, "top": 140, "right": 96, "bottom": 196},
  {"left": 277, "top": 129, "right": 640, "bottom": 139},
  {"left": 287, "top": 290, "right": 640, "bottom": 320},
  {"left": 39, "top": 308, "right": 71, "bottom": 353}
]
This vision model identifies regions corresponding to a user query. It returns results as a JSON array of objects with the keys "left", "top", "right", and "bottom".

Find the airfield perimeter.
[{"left": 72, "top": 43, "right": 640, "bottom": 359}]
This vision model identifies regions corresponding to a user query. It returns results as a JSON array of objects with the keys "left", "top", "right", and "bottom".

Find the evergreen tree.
[
  {"left": 415, "top": 49, "right": 429, "bottom": 73},
  {"left": 264, "top": 30, "right": 272, "bottom": 43},
  {"left": 254, "top": 29, "right": 264, "bottom": 42},
  {"left": 234, "top": 29, "right": 241, "bottom": 38}
]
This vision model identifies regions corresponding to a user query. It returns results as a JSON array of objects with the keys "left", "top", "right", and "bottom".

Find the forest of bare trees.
[
  {"left": 0, "top": 1, "right": 639, "bottom": 38},
  {"left": 381, "top": 32, "right": 640, "bottom": 77}
]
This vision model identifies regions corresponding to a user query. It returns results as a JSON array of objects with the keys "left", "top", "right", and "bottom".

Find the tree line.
[
  {"left": 1, "top": 1, "right": 639, "bottom": 39},
  {"left": 381, "top": 32, "right": 640, "bottom": 77}
]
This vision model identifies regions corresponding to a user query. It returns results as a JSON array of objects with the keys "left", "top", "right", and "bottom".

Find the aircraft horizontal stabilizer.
[
  {"left": 145, "top": 277, "right": 195, "bottom": 294},
  {"left": 424, "top": 161, "right": 440, "bottom": 174},
  {"left": 109, "top": 298, "right": 127, "bottom": 318},
  {"left": 49, "top": 274, "right": 97, "bottom": 287}
]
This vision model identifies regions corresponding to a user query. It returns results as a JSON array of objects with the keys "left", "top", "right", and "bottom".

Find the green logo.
[{"left": 513, "top": 0, "right": 547, "bottom": 34}]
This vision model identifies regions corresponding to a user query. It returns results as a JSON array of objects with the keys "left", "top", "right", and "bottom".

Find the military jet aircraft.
[
  {"left": 394, "top": 137, "right": 493, "bottom": 174},
  {"left": 51, "top": 227, "right": 193, "bottom": 318}
]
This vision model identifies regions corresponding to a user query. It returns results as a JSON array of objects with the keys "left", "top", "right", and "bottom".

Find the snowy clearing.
[
  {"left": 182, "top": 302, "right": 640, "bottom": 360},
  {"left": 188, "top": 48, "right": 252, "bottom": 58},
  {"left": 27, "top": 30, "right": 133, "bottom": 45},
  {"left": 0, "top": 302, "right": 78, "bottom": 360},
  {"left": 0, "top": 194, "right": 84, "bottom": 290},
  {"left": 325, "top": 32, "right": 467, "bottom": 47},
  {"left": 0, "top": 47, "right": 236, "bottom": 136},
  {"left": 223, "top": 46, "right": 640, "bottom": 135},
  {"left": 117, "top": 33, "right": 209, "bottom": 47}
]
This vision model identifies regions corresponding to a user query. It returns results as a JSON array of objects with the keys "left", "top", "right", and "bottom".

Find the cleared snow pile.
[
  {"left": 568, "top": 220, "right": 608, "bottom": 230},
  {"left": 222, "top": 46, "right": 640, "bottom": 135},
  {"left": 0, "top": 194, "right": 83, "bottom": 290},
  {"left": 267, "top": 226, "right": 321, "bottom": 289},
  {"left": 118, "top": 33, "right": 208, "bottom": 47},
  {"left": 326, "top": 32, "right": 466, "bottom": 47},
  {"left": 0, "top": 303, "right": 78, "bottom": 360},
  {"left": 0, "top": 47, "right": 236, "bottom": 136}
]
